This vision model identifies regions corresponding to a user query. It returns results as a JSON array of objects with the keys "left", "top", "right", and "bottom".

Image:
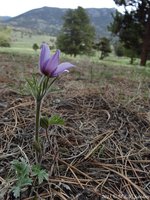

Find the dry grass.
[{"left": 0, "top": 53, "right": 150, "bottom": 199}]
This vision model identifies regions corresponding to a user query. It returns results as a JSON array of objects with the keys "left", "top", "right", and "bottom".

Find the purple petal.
[
  {"left": 51, "top": 62, "right": 74, "bottom": 77},
  {"left": 44, "top": 50, "right": 60, "bottom": 76},
  {"left": 39, "top": 43, "right": 50, "bottom": 73}
]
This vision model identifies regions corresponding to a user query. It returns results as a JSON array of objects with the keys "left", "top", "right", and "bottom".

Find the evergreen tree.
[
  {"left": 114, "top": 41, "right": 137, "bottom": 64},
  {"left": 56, "top": 7, "right": 95, "bottom": 56},
  {"left": 110, "top": 0, "right": 150, "bottom": 66},
  {"left": 94, "top": 37, "right": 111, "bottom": 60}
]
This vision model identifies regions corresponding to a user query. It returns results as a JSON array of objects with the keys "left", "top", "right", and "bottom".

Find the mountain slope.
[
  {"left": 0, "top": 16, "right": 12, "bottom": 22},
  {"left": 3, "top": 7, "right": 116, "bottom": 37}
]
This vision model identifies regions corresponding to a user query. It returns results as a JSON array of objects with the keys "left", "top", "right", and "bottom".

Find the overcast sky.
[{"left": 0, "top": 0, "right": 120, "bottom": 17}]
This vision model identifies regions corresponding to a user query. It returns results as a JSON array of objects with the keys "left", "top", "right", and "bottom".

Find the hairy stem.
[
  {"left": 35, "top": 100, "right": 41, "bottom": 142},
  {"left": 35, "top": 99, "right": 42, "bottom": 163}
]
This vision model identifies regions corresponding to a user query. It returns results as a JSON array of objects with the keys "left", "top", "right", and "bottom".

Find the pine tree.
[
  {"left": 56, "top": 7, "right": 95, "bottom": 56},
  {"left": 110, "top": 0, "right": 150, "bottom": 66},
  {"left": 94, "top": 37, "right": 111, "bottom": 60}
]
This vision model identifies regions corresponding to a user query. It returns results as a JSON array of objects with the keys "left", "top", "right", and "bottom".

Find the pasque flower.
[
  {"left": 39, "top": 43, "right": 74, "bottom": 77},
  {"left": 26, "top": 43, "right": 75, "bottom": 164}
]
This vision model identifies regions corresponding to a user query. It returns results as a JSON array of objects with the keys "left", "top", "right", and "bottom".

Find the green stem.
[
  {"left": 34, "top": 76, "right": 58, "bottom": 163},
  {"left": 35, "top": 99, "right": 42, "bottom": 163},
  {"left": 35, "top": 100, "right": 41, "bottom": 143},
  {"left": 43, "top": 77, "right": 58, "bottom": 97}
]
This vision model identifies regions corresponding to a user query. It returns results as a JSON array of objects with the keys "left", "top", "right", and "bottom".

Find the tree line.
[
  {"left": 57, "top": 1, "right": 150, "bottom": 66},
  {"left": 0, "top": 0, "right": 149, "bottom": 66}
]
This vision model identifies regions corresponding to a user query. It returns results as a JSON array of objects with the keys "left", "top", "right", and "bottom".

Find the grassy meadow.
[
  {"left": 0, "top": 31, "right": 150, "bottom": 199},
  {"left": 0, "top": 30, "right": 55, "bottom": 54}
]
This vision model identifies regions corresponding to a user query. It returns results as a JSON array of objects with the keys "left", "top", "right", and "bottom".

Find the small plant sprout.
[
  {"left": 27, "top": 43, "right": 74, "bottom": 163},
  {"left": 11, "top": 158, "right": 49, "bottom": 198},
  {"left": 11, "top": 158, "right": 32, "bottom": 198},
  {"left": 32, "top": 164, "right": 48, "bottom": 185}
]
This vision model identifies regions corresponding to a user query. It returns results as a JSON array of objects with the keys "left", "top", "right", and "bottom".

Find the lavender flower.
[{"left": 39, "top": 43, "right": 74, "bottom": 77}]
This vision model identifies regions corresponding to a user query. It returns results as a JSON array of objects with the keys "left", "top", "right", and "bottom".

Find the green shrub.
[
  {"left": 114, "top": 42, "right": 124, "bottom": 57},
  {"left": 0, "top": 28, "right": 11, "bottom": 47},
  {"left": 32, "top": 43, "right": 39, "bottom": 51}
]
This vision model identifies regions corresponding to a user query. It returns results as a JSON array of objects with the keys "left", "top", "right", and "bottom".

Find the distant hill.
[
  {"left": 1, "top": 7, "right": 116, "bottom": 37},
  {"left": 0, "top": 16, "right": 12, "bottom": 22}
]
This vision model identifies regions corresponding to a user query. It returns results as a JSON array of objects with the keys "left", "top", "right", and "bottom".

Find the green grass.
[
  {"left": 0, "top": 29, "right": 150, "bottom": 73},
  {"left": 0, "top": 46, "right": 38, "bottom": 54},
  {"left": 0, "top": 30, "right": 55, "bottom": 55},
  {"left": 0, "top": 30, "right": 56, "bottom": 55},
  {"left": 11, "top": 31, "right": 55, "bottom": 48}
]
